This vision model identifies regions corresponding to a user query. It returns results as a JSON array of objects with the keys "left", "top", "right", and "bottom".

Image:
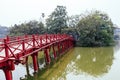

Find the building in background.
[
  {"left": 114, "top": 27, "right": 120, "bottom": 40},
  {"left": 0, "top": 26, "right": 9, "bottom": 38}
]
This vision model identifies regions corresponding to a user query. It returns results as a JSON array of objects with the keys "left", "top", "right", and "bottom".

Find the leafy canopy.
[
  {"left": 77, "top": 10, "right": 114, "bottom": 47},
  {"left": 9, "top": 20, "right": 45, "bottom": 36},
  {"left": 46, "top": 5, "right": 67, "bottom": 33}
]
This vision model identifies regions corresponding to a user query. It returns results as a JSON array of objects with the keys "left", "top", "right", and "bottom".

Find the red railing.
[{"left": 0, "top": 34, "right": 74, "bottom": 80}]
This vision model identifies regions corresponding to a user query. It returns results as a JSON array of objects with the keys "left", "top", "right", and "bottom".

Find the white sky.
[{"left": 0, "top": 0, "right": 120, "bottom": 27}]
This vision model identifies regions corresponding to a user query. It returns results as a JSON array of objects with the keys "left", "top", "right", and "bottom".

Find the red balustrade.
[{"left": 0, "top": 34, "right": 74, "bottom": 80}]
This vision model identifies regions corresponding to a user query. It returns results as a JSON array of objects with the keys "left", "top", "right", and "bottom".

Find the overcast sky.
[{"left": 0, "top": 0, "right": 120, "bottom": 27}]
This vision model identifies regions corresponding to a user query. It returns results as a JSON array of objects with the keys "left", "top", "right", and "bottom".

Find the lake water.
[{"left": 0, "top": 41, "right": 120, "bottom": 80}]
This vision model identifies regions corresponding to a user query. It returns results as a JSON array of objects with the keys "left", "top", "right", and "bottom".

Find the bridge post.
[
  {"left": 3, "top": 69, "right": 12, "bottom": 80},
  {"left": 4, "top": 39, "right": 9, "bottom": 57},
  {"left": 6, "top": 35, "right": 10, "bottom": 42},
  {"left": 31, "top": 53, "right": 39, "bottom": 72},
  {"left": 65, "top": 40, "right": 68, "bottom": 50},
  {"left": 25, "top": 57, "right": 30, "bottom": 76},
  {"left": 64, "top": 41, "right": 66, "bottom": 51},
  {"left": 57, "top": 43, "right": 60, "bottom": 54},
  {"left": 44, "top": 48, "right": 51, "bottom": 64},
  {"left": 40, "top": 36, "right": 42, "bottom": 47},
  {"left": 53, "top": 45, "right": 57, "bottom": 59},
  {"left": 69, "top": 40, "right": 73, "bottom": 48},
  {"left": 63, "top": 42, "right": 65, "bottom": 51},
  {"left": 62, "top": 42, "right": 65, "bottom": 53},
  {"left": 67, "top": 40, "right": 70, "bottom": 49},
  {"left": 46, "top": 34, "right": 48, "bottom": 44},
  {"left": 22, "top": 39, "right": 25, "bottom": 56},
  {"left": 3, "top": 60, "right": 15, "bottom": 80},
  {"left": 3, "top": 39, "right": 15, "bottom": 80},
  {"left": 32, "top": 35, "right": 35, "bottom": 47}
]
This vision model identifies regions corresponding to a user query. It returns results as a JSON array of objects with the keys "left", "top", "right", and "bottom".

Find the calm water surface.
[
  {"left": 26, "top": 42, "right": 120, "bottom": 80},
  {"left": 0, "top": 41, "right": 120, "bottom": 80}
]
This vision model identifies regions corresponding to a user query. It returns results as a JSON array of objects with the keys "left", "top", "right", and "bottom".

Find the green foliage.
[
  {"left": 9, "top": 20, "right": 46, "bottom": 36},
  {"left": 46, "top": 5, "right": 67, "bottom": 33},
  {"left": 77, "top": 10, "right": 114, "bottom": 47},
  {"left": 65, "top": 15, "right": 81, "bottom": 39},
  {"left": 8, "top": 6, "right": 114, "bottom": 47},
  {"left": 67, "top": 15, "right": 80, "bottom": 28}
]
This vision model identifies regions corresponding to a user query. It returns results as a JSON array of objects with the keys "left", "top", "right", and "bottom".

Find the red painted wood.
[
  {"left": 0, "top": 34, "right": 74, "bottom": 80},
  {"left": 32, "top": 53, "right": 38, "bottom": 72},
  {"left": 53, "top": 46, "right": 57, "bottom": 59},
  {"left": 44, "top": 49, "right": 51, "bottom": 64},
  {"left": 3, "top": 69, "right": 12, "bottom": 80}
]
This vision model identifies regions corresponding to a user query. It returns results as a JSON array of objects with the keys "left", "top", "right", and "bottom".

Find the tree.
[
  {"left": 9, "top": 20, "right": 45, "bottom": 36},
  {"left": 64, "top": 15, "right": 80, "bottom": 40},
  {"left": 77, "top": 10, "right": 114, "bottom": 47},
  {"left": 68, "top": 15, "right": 80, "bottom": 28},
  {"left": 46, "top": 5, "right": 67, "bottom": 33},
  {"left": 26, "top": 20, "right": 45, "bottom": 34}
]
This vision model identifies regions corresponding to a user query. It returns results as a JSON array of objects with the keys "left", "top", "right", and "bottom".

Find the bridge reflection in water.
[{"left": 28, "top": 47, "right": 114, "bottom": 80}]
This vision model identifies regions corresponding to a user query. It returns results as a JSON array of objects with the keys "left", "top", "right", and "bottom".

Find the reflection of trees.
[
  {"left": 74, "top": 47, "right": 114, "bottom": 77},
  {"left": 24, "top": 47, "right": 114, "bottom": 80}
]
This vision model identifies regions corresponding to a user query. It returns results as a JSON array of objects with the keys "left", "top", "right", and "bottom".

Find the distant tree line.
[
  {"left": 9, "top": 5, "right": 114, "bottom": 47},
  {"left": 9, "top": 20, "right": 45, "bottom": 36}
]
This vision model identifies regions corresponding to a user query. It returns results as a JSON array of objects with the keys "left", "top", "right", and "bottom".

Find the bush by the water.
[{"left": 76, "top": 10, "right": 114, "bottom": 47}]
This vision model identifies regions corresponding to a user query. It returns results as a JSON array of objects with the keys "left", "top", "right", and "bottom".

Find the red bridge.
[{"left": 0, "top": 34, "right": 74, "bottom": 80}]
